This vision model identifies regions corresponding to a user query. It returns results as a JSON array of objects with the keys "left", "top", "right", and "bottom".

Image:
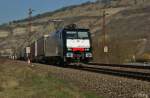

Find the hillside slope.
[
  {"left": 0, "top": 0, "right": 150, "bottom": 64},
  {"left": 0, "top": 1, "right": 127, "bottom": 55},
  {"left": 93, "top": 4, "right": 150, "bottom": 63}
]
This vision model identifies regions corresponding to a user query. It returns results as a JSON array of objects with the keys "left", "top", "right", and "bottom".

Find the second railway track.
[
  {"left": 89, "top": 63, "right": 150, "bottom": 69},
  {"left": 64, "top": 63, "right": 150, "bottom": 82}
]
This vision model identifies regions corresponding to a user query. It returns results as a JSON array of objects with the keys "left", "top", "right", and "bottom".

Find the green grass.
[{"left": 0, "top": 64, "right": 102, "bottom": 98}]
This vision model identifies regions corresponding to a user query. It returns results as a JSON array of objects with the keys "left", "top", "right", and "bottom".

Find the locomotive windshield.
[
  {"left": 78, "top": 31, "right": 89, "bottom": 39},
  {"left": 66, "top": 31, "right": 77, "bottom": 39},
  {"left": 66, "top": 31, "right": 89, "bottom": 39}
]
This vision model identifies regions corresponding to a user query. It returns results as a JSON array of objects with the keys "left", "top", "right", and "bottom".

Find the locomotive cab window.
[
  {"left": 66, "top": 31, "right": 77, "bottom": 39},
  {"left": 78, "top": 31, "right": 89, "bottom": 39}
]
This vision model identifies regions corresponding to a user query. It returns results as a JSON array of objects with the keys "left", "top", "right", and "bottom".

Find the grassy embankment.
[{"left": 0, "top": 59, "right": 102, "bottom": 98}]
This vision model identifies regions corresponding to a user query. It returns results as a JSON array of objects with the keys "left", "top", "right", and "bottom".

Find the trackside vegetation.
[{"left": 0, "top": 60, "right": 102, "bottom": 98}]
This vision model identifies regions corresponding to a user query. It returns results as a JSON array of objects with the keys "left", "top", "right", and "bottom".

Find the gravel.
[
  {"left": 30, "top": 63, "right": 150, "bottom": 98},
  {"left": 52, "top": 69, "right": 150, "bottom": 98}
]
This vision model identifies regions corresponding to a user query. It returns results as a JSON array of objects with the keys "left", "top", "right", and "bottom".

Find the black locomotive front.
[{"left": 63, "top": 28, "right": 92, "bottom": 63}]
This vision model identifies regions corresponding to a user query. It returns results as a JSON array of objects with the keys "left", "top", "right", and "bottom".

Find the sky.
[{"left": 0, "top": 0, "right": 96, "bottom": 24}]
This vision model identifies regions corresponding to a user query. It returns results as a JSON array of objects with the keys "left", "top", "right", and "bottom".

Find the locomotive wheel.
[
  {"left": 59, "top": 57, "right": 68, "bottom": 67},
  {"left": 56, "top": 57, "right": 64, "bottom": 67}
]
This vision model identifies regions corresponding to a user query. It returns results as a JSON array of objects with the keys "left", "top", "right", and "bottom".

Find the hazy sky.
[{"left": 0, "top": 0, "right": 96, "bottom": 24}]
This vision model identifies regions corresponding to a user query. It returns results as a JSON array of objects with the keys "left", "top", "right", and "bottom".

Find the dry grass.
[{"left": 0, "top": 60, "right": 102, "bottom": 98}]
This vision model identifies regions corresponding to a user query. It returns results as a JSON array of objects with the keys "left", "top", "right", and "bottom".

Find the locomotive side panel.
[
  {"left": 37, "top": 37, "right": 45, "bottom": 56},
  {"left": 57, "top": 30, "right": 65, "bottom": 58},
  {"left": 45, "top": 35, "right": 59, "bottom": 57}
]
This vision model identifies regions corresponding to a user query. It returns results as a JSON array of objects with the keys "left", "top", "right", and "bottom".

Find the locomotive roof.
[
  {"left": 63, "top": 28, "right": 90, "bottom": 31},
  {"left": 53, "top": 28, "right": 90, "bottom": 35}
]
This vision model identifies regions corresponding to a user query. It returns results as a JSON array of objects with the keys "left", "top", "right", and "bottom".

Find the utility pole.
[
  {"left": 27, "top": 8, "right": 34, "bottom": 64},
  {"left": 102, "top": 10, "right": 109, "bottom": 64},
  {"left": 28, "top": 8, "right": 34, "bottom": 37}
]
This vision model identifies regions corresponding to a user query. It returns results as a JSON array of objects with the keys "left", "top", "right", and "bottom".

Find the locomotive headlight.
[
  {"left": 66, "top": 52, "right": 73, "bottom": 57},
  {"left": 85, "top": 53, "right": 92, "bottom": 57},
  {"left": 85, "top": 48, "right": 90, "bottom": 51},
  {"left": 67, "top": 48, "right": 72, "bottom": 51}
]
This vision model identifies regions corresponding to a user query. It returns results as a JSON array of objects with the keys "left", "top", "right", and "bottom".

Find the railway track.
[
  {"left": 64, "top": 63, "right": 150, "bottom": 82},
  {"left": 89, "top": 63, "right": 150, "bottom": 69}
]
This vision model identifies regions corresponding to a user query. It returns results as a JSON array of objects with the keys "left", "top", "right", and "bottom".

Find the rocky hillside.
[
  {"left": 0, "top": 0, "right": 150, "bottom": 64},
  {"left": 93, "top": 4, "right": 150, "bottom": 63}
]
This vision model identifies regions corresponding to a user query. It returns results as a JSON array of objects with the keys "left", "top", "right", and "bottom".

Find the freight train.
[{"left": 18, "top": 24, "right": 93, "bottom": 65}]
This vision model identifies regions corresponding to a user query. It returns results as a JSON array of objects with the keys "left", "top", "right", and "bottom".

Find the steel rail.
[{"left": 88, "top": 63, "right": 150, "bottom": 69}]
